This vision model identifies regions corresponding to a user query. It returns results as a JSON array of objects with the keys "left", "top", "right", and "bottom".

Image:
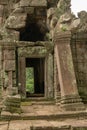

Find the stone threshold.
[{"left": 0, "top": 111, "right": 87, "bottom": 121}]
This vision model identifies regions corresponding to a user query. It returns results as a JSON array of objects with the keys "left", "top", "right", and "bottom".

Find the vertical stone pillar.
[
  {"left": 0, "top": 5, "right": 4, "bottom": 26},
  {"left": 47, "top": 53, "right": 54, "bottom": 98},
  {"left": 54, "top": 52, "right": 61, "bottom": 104},
  {"left": 54, "top": 31, "right": 85, "bottom": 111},
  {"left": 44, "top": 57, "right": 48, "bottom": 98},
  {"left": 2, "top": 46, "right": 17, "bottom": 95},
  {"left": 0, "top": 1, "right": 8, "bottom": 27},
  {"left": 1, "top": 44, "right": 21, "bottom": 114},
  {"left": 18, "top": 57, "right": 26, "bottom": 97},
  {"left": 0, "top": 46, "right": 2, "bottom": 97}
]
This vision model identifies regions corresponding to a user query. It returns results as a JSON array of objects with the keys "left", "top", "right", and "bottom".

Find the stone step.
[
  {"left": 21, "top": 97, "right": 55, "bottom": 105},
  {"left": 0, "top": 120, "right": 87, "bottom": 130},
  {"left": 21, "top": 97, "right": 55, "bottom": 102},
  {"left": 0, "top": 111, "right": 87, "bottom": 121},
  {"left": 30, "top": 125, "right": 71, "bottom": 130},
  {"left": 21, "top": 101, "right": 55, "bottom": 106}
]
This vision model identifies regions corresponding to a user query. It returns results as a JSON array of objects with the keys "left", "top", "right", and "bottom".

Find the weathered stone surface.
[
  {"left": 56, "top": 0, "right": 71, "bottom": 19},
  {"left": 50, "top": 17, "right": 58, "bottom": 29},
  {"left": 4, "top": 60, "right": 15, "bottom": 71},
  {"left": 4, "top": 95, "right": 21, "bottom": 113},
  {"left": 12, "top": 7, "right": 24, "bottom": 14},
  {"left": 55, "top": 32, "right": 78, "bottom": 96},
  {"left": 47, "top": 8, "right": 56, "bottom": 19},
  {"left": 54, "top": 31, "right": 85, "bottom": 111},
  {"left": 5, "top": 13, "right": 27, "bottom": 29},
  {"left": 77, "top": 11, "right": 87, "bottom": 32},
  {"left": 0, "top": 5, "right": 4, "bottom": 17},
  {"left": 18, "top": 47, "right": 47, "bottom": 57},
  {"left": 0, "top": 124, "right": 8, "bottom": 130},
  {"left": 54, "top": 10, "right": 75, "bottom": 33},
  {"left": 0, "top": 0, "right": 8, "bottom": 5},
  {"left": 31, "top": 126, "right": 71, "bottom": 130},
  {"left": 9, "top": 120, "right": 32, "bottom": 130},
  {"left": 0, "top": 0, "right": 87, "bottom": 115},
  {"left": 47, "top": 0, "right": 58, "bottom": 8},
  {"left": 70, "top": 19, "right": 80, "bottom": 32},
  {"left": 35, "top": 8, "right": 46, "bottom": 16},
  {"left": 7, "top": 87, "right": 18, "bottom": 96},
  {"left": 1, "top": 29, "right": 19, "bottom": 41},
  {"left": 57, "top": 0, "right": 71, "bottom": 10},
  {"left": 3, "top": 50, "right": 15, "bottom": 60},
  {"left": 24, "top": 7, "right": 34, "bottom": 14},
  {"left": 20, "top": 0, "right": 47, "bottom": 7}
]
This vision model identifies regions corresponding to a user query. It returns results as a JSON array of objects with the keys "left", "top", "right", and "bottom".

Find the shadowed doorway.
[{"left": 26, "top": 58, "right": 45, "bottom": 97}]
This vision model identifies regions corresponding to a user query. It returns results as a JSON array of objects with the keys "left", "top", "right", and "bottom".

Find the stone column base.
[
  {"left": 4, "top": 95, "right": 21, "bottom": 114},
  {"left": 60, "top": 95, "right": 85, "bottom": 111}
]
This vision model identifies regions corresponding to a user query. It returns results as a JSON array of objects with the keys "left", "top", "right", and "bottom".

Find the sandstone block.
[
  {"left": 20, "top": 0, "right": 47, "bottom": 7},
  {"left": 4, "top": 60, "right": 15, "bottom": 71},
  {"left": 3, "top": 50, "right": 15, "bottom": 60},
  {"left": 0, "top": 5, "right": 4, "bottom": 16},
  {"left": 24, "top": 7, "right": 34, "bottom": 14},
  {"left": 47, "top": 8, "right": 56, "bottom": 19},
  {"left": 35, "top": 8, "right": 46, "bottom": 16},
  {"left": 5, "top": 13, "right": 27, "bottom": 29},
  {"left": 0, "top": 0, "right": 8, "bottom": 5}
]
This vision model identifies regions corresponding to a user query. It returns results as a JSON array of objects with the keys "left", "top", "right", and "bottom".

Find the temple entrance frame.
[{"left": 17, "top": 41, "right": 54, "bottom": 98}]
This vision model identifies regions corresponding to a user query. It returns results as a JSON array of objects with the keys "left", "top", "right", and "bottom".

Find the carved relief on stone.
[{"left": 18, "top": 47, "right": 47, "bottom": 57}]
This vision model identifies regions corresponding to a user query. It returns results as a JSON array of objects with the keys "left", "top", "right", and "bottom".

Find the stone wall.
[
  {"left": 0, "top": 0, "right": 87, "bottom": 111},
  {"left": 71, "top": 33, "right": 87, "bottom": 103}
]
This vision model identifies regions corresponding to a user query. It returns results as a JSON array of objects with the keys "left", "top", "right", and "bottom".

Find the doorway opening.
[
  {"left": 26, "top": 58, "right": 45, "bottom": 97},
  {"left": 26, "top": 67, "right": 34, "bottom": 94}
]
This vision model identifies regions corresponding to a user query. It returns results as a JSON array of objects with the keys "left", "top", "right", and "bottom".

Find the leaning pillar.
[{"left": 54, "top": 31, "right": 85, "bottom": 111}]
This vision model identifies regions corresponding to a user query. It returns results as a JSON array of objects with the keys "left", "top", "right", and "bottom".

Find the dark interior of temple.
[{"left": 20, "top": 23, "right": 45, "bottom": 42}]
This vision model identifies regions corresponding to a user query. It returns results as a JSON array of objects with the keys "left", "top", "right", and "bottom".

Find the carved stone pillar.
[
  {"left": 0, "top": 47, "right": 2, "bottom": 97},
  {"left": 0, "top": 1, "right": 8, "bottom": 27},
  {"left": 47, "top": 53, "right": 54, "bottom": 98},
  {"left": 54, "top": 52, "right": 61, "bottom": 104},
  {"left": 18, "top": 57, "right": 26, "bottom": 97},
  {"left": 54, "top": 31, "right": 85, "bottom": 111},
  {"left": 2, "top": 46, "right": 17, "bottom": 95},
  {"left": 0, "top": 5, "right": 4, "bottom": 26},
  {"left": 1, "top": 44, "right": 21, "bottom": 114}
]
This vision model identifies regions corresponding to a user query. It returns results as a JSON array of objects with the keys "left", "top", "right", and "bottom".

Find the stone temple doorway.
[
  {"left": 18, "top": 41, "right": 54, "bottom": 99},
  {"left": 26, "top": 58, "right": 45, "bottom": 97}
]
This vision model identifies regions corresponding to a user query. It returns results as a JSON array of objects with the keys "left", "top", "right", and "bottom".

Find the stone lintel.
[
  {"left": 0, "top": 41, "right": 53, "bottom": 48},
  {"left": 18, "top": 47, "right": 47, "bottom": 57},
  {"left": 19, "top": 0, "right": 47, "bottom": 7}
]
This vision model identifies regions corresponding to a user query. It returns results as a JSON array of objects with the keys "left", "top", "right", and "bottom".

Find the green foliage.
[
  {"left": 61, "top": 25, "right": 67, "bottom": 32},
  {"left": 26, "top": 68, "right": 34, "bottom": 93}
]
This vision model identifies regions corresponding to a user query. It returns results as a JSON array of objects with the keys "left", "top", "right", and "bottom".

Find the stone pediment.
[{"left": 19, "top": 0, "right": 47, "bottom": 7}]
